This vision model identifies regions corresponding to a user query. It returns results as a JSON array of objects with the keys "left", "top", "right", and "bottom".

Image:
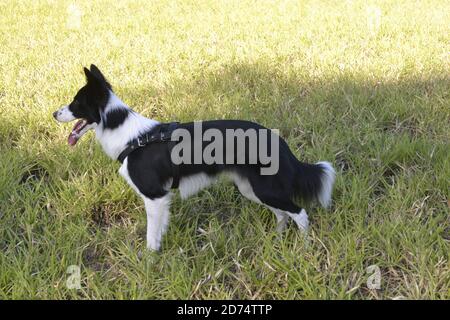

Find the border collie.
[{"left": 53, "top": 65, "right": 335, "bottom": 251}]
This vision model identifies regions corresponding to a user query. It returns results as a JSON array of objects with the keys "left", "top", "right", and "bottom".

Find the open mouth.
[{"left": 68, "top": 119, "right": 88, "bottom": 146}]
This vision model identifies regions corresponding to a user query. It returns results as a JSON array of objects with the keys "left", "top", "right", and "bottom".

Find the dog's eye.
[{"left": 72, "top": 100, "right": 80, "bottom": 107}]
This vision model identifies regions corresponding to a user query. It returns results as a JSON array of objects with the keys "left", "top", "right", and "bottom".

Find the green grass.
[{"left": 0, "top": 0, "right": 449, "bottom": 299}]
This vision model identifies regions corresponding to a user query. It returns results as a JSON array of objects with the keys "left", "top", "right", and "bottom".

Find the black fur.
[
  {"left": 89, "top": 64, "right": 112, "bottom": 90},
  {"left": 103, "top": 108, "right": 130, "bottom": 129},
  {"left": 66, "top": 65, "right": 111, "bottom": 125},
  {"left": 126, "top": 120, "right": 328, "bottom": 213}
]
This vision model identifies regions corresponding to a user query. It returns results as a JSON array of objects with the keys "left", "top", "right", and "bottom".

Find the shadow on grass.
[
  {"left": 1, "top": 63, "right": 448, "bottom": 215},
  {"left": 2, "top": 61, "right": 449, "bottom": 219},
  {"left": 119, "top": 61, "right": 449, "bottom": 177}
]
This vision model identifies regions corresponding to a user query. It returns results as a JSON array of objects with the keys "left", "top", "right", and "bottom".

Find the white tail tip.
[{"left": 316, "top": 161, "right": 336, "bottom": 208}]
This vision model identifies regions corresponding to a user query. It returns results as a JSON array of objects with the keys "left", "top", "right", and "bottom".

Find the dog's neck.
[{"left": 95, "top": 91, "right": 159, "bottom": 160}]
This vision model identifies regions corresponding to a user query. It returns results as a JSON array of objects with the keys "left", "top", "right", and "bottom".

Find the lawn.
[{"left": 0, "top": 0, "right": 449, "bottom": 299}]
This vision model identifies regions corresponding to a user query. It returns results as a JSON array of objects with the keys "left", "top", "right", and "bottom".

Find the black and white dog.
[{"left": 53, "top": 65, "right": 335, "bottom": 251}]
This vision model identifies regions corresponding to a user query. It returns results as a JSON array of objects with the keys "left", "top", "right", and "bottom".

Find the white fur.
[
  {"left": 227, "top": 172, "right": 306, "bottom": 232},
  {"left": 95, "top": 92, "right": 159, "bottom": 160},
  {"left": 316, "top": 161, "right": 336, "bottom": 208},
  {"left": 227, "top": 172, "right": 261, "bottom": 204},
  {"left": 54, "top": 105, "right": 76, "bottom": 122},
  {"left": 143, "top": 194, "right": 172, "bottom": 251},
  {"left": 103, "top": 92, "right": 125, "bottom": 113},
  {"left": 271, "top": 208, "right": 290, "bottom": 232},
  {"left": 287, "top": 209, "right": 309, "bottom": 232},
  {"left": 119, "top": 158, "right": 172, "bottom": 251},
  {"left": 160, "top": 171, "right": 300, "bottom": 233},
  {"left": 178, "top": 173, "right": 216, "bottom": 199}
]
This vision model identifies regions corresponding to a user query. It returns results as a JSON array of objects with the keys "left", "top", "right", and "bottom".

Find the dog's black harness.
[{"left": 117, "top": 122, "right": 180, "bottom": 189}]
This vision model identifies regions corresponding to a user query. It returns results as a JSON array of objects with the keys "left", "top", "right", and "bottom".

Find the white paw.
[
  {"left": 276, "top": 216, "right": 289, "bottom": 233},
  {"left": 296, "top": 212, "right": 309, "bottom": 232},
  {"left": 147, "top": 237, "right": 161, "bottom": 251},
  {"left": 289, "top": 209, "right": 309, "bottom": 232}
]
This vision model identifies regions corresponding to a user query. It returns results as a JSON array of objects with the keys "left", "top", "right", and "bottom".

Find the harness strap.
[{"left": 117, "top": 122, "right": 180, "bottom": 189}]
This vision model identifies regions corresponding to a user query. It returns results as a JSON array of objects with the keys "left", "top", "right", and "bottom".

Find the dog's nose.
[{"left": 52, "top": 111, "right": 58, "bottom": 119}]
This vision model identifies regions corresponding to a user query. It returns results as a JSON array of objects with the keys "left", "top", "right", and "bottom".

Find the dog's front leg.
[{"left": 142, "top": 193, "right": 172, "bottom": 251}]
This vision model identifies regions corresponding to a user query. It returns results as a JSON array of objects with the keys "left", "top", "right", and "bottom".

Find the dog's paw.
[
  {"left": 298, "top": 211, "right": 309, "bottom": 231},
  {"left": 289, "top": 209, "right": 309, "bottom": 233},
  {"left": 146, "top": 239, "right": 161, "bottom": 252},
  {"left": 276, "top": 217, "right": 289, "bottom": 233}
]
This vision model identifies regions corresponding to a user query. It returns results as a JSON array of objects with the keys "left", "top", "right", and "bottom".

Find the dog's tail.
[{"left": 293, "top": 160, "right": 336, "bottom": 208}]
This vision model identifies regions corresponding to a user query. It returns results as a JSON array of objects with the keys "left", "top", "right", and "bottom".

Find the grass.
[{"left": 0, "top": 0, "right": 449, "bottom": 299}]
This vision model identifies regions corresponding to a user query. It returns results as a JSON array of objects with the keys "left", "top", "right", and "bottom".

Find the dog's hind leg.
[
  {"left": 270, "top": 208, "right": 289, "bottom": 232},
  {"left": 268, "top": 204, "right": 309, "bottom": 233},
  {"left": 229, "top": 172, "right": 291, "bottom": 233},
  {"left": 286, "top": 209, "right": 309, "bottom": 232},
  {"left": 142, "top": 193, "right": 172, "bottom": 251},
  {"left": 245, "top": 176, "right": 309, "bottom": 232}
]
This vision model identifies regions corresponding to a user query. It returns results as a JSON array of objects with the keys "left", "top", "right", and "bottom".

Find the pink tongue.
[
  {"left": 68, "top": 133, "right": 79, "bottom": 146},
  {"left": 67, "top": 120, "right": 84, "bottom": 146}
]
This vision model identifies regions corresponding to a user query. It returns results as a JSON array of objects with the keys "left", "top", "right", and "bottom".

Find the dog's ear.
[
  {"left": 89, "top": 64, "right": 112, "bottom": 90},
  {"left": 84, "top": 67, "right": 98, "bottom": 85}
]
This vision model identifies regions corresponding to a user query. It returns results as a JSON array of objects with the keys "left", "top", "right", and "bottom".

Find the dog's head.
[{"left": 53, "top": 64, "right": 111, "bottom": 146}]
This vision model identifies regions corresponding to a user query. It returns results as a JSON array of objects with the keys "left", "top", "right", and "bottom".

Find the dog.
[{"left": 53, "top": 65, "right": 335, "bottom": 251}]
